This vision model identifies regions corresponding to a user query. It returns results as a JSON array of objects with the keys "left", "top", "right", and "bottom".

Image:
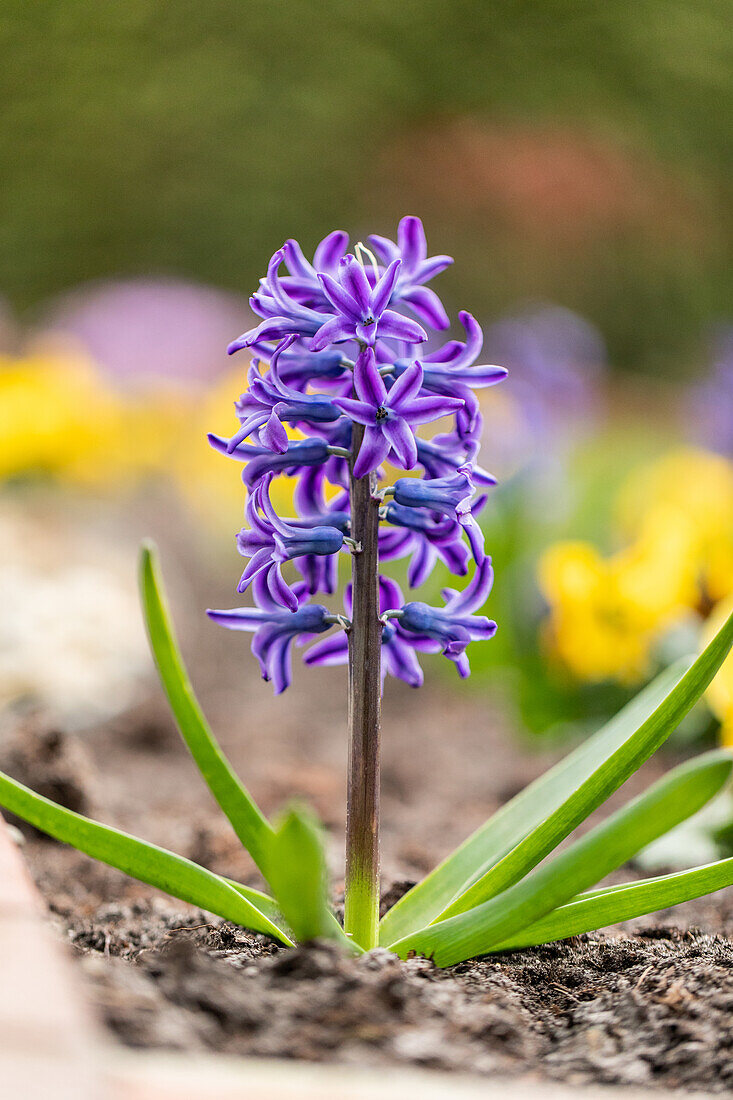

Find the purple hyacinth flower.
[
  {"left": 276, "top": 231, "right": 350, "bottom": 308},
  {"left": 312, "top": 256, "right": 427, "bottom": 351},
  {"left": 414, "top": 432, "right": 495, "bottom": 488},
  {"left": 304, "top": 575, "right": 424, "bottom": 689},
  {"left": 289, "top": 472, "right": 351, "bottom": 596},
  {"left": 208, "top": 575, "right": 333, "bottom": 695},
  {"left": 250, "top": 338, "right": 349, "bottom": 390},
  {"left": 208, "top": 434, "right": 334, "bottom": 488},
  {"left": 227, "top": 337, "right": 343, "bottom": 454},
  {"left": 334, "top": 349, "right": 464, "bottom": 478},
  {"left": 293, "top": 465, "right": 350, "bottom": 530},
  {"left": 211, "top": 217, "right": 504, "bottom": 690},
  {"left": 368, "top": 216, "right": 453, "bottom": 330},
  {"left": 228, "top": 249, "right": 333, "bottom": 352},
  {"left": 398, "top": 557, "right": 497, "bottom": 677},
  {"left": 236, "top": 476, "right": 344, "bottom": 608},
  {"left": 392, "top": 312, "right": 507, "bottom": 438},
  {"left": 379, "top": 505, "right": 470, "bottom": 587},
  {"left": 391, "top": 464, "right": 491, "bottom": 562}
]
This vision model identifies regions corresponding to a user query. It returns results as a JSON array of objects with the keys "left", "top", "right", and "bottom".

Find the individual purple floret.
[
  {"left": 210, "top": 216, "right": 505, "bottom": 694},
  {"left": 305, "top": 576, "right": 424, "bottom": 689},
  {"left": 229, "top": 249, "right": 332, "bottom": 351},
  {"left": 289, "top": 477, "right": 350, "bottom": 597},
  {"left": 379, "top": 506, "right": 471, "bottom": 588},
  {"left": 278, "top": 232, "right": 350, "bottom": 306},
  {"left": 390, "top": 312, "right": 507, "bottom": 439},
  {"left": 312, "top": 256, "right": 427, "bottom": 350},
  {"left": 392, "top": 466, "right": 474, "bottom": 519},
  {"left": 228, "top": 337, "right": 343, "bottom": 454},
  {"left": 388, "top": 464, "right": 491, "bottom": 562},
  {"left": 208, "top": 435, "right": 335, "bottom": 488},
  {"left": 368, "top": 216, "right": 453, "bottom": 330},
  {"left": 398, "top": 557, "right": 497, "bottom": 677},
  {"left": 334, "top": 349, "right": 464, "bottom": 477},
  {"left": 208, "top": 575, "right": 334, "bottom": 694},
  {"left": 236, "top": 476, "right": 345, "bottom": 608},
  {"left": 249, "top": 338, "right": 350, "bottom": 389}
]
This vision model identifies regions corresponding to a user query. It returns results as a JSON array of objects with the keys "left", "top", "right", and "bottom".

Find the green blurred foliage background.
[{"left": 1, "top": 0, "right": 731, "bottom": 371}]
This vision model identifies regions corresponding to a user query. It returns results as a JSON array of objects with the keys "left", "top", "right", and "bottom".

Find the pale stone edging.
[{"left": 0, "top": 813, "right": 103, "bottom": 1099}]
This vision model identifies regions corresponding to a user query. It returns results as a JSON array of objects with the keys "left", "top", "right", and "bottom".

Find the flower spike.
[{"left": 211, "top": 216, "right": 503, "bottom": 706}]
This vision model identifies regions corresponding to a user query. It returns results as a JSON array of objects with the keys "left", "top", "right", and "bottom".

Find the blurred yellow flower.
[
  {"left": 538, "top": 447, "right": 733, "bottom": 684},
  {"left": 616, "top": 448, "right": 733, "bottom": 603},
  {"left": 0, "top": 351, "right": 316, "bottom": 546},
  {"left": 0, "top": 352, "right": 190, "bottom": 489},
  {"left": 0, "top": 353, "right": 119, "bottom": 481},
  {"left": 538, "top": 538, "right": 690, "bottom": 683}
]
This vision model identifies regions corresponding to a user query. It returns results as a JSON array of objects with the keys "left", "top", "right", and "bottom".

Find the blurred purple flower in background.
[
  {"left": 480, "top": 304, "right": 607, "bottom": 479},
  {"left": 690, "top": 327, "right": 733, "bottom": 457},
  {"left": 41, "top": 279, "right": 249, "bottom": 388}
]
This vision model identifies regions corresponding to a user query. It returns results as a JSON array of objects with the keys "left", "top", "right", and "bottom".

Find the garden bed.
[{"left": 4, "top": 642, "right": 733, "bottom": 1095}]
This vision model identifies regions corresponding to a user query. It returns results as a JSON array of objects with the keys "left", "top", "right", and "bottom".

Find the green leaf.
[
  {"left": 223, "top": 878, "right": 287, "bottom": 929},
  {"left": 492, "top": 857, "right": 733, "bottom": 952},
  {"left": 380, "top": 660, "right": 689, "bottom": 946},
  {"left": 389, "top": 748, "right": 732, "bottom": 966},
  {"left": 139, "top": 541, "right": 274, "bottom": 873},
  {"left": 0, "top": 770, "right": 293, "bottom": 945},
  {"left": 267, "top": 805, "right": 361, "bottom": 953},
  {"left": 381, "top": 609, "right": 733, "bottom": 944}
]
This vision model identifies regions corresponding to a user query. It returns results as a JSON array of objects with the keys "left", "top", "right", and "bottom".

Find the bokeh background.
[{"left": 1, "top": 2, "right": 732, "bottom": 870}]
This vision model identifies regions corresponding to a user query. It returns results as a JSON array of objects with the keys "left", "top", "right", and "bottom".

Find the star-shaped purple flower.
[
  {"left": 369, "top": 215, "right": 453, "bottom": 330},
  {"left": 334, "top": 349, "right": 464, "bottom": 478},
  {"left": 311, "top": 256, "right": 427, "bottom": 351}
]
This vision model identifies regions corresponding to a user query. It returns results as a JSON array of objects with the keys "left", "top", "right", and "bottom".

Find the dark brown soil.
[{"left": 4, "top": 632, "right": 733, "bottom": 1093}]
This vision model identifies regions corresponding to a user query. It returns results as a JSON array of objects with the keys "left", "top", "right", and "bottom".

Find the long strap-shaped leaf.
[
  {"left": 492, "top": 857, "right": 733, "bottom": 952},
  {"left": 140, "top": 542, "right": 274, "bottom": 873},
  {"left": 0, "top": 771, "right": 293, "bottom": 945},
  {"left": 379, "top": 658, "right": 692, "bottom": 945},
  {"left": 267, "top": 806, "right": 362, "bottom": 954},
  {"left": 388, "top": 749, "right": 732, "bottom": 965},
  {"left": 439, "top": 613, "right": 733, "bottom": 921},
  {"left": 399, "top": 608, "right": 733, "bottom": 939},
  {"left": 224, "top": 878, "right": 287, "bottom": 927}
]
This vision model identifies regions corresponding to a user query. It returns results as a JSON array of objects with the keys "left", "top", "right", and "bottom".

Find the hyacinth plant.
[{"left": 2, "top": 220, "right": 733, "bottom": 966}]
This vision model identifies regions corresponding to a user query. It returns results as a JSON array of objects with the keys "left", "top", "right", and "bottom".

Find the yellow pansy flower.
[
  {"left": 539, "top": 448, "right": 733, "bottom": 685},
  {"left": 0, "top": 352, "right": 191, "bottom": 489},
  {"left": 616, "top": 448, "right": 733, "bottom": 603},
  {"left": 538, "top": 538, "right": 689, "bottom": 684}
]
